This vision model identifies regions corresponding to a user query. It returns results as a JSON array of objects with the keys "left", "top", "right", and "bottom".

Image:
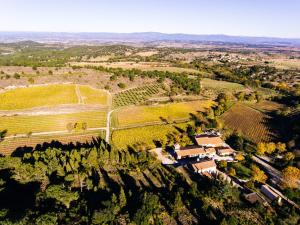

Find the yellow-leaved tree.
[
  {"left": 256, "top": 142, "right": 266, "bottom": 155},
  {"left": 251, "top": 165, "right": 268, "bottom": 183},
  {"left": 282, "top": 166, "right": 300, "bottom": 189}
]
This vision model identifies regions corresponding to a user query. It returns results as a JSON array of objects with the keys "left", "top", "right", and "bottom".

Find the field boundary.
[{"left": 112, "top": 118, "right": 190, "bottom": 131}]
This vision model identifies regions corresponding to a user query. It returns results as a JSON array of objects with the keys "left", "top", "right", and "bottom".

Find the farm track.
[
  {"left": 0, "top": 104, "right": 108, "bottom": 116},
  {"left": 105, "top": 92, "right": 113, "bottom": 143},
  {"left": 75, "top": 84, "right": 84, "bottom": 104}
]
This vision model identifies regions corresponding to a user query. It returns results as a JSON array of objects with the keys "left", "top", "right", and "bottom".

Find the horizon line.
[{"left": 0, "top": 30, "right": 299, "bottom": 40}]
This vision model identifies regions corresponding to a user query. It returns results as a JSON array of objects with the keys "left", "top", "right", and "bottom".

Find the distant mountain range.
[{"left": 0, "top": 31, "right": 300, "bottom": 46}]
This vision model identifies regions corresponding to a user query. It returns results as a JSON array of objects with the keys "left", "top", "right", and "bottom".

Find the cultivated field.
[
  {"left": 245, "top": 100, "right": 284, "bottom": 113},
  {"left": 220, "top": 103, "right": 275, "bottom": 143},
  {"left": 0, "top": 131, "right": 105, "bottom": 155},
  {"left": 0, "top": 84, "right": 78, "bottom": 110},
  {"left": 0, "top": 111, "right": 107, "bottom": 136},
  {"left": 113, "top": 100, "right": 214, "bottom": 128},
  {"left": 111, "top": 123, "right": 191, "bottom": 149},
  {"left": 201, "top": 78, "right": 245, "bottom": 92},
  {"left": 113, "top": 84, "right": 162, "bottom": 108},
  {"left": 79, "top": 85, "right": 109, "bottom": 105}
]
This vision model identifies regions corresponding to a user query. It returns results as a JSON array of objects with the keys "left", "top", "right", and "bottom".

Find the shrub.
[{"left": 117, "top": 83, "right": 126, "bottom": 89}]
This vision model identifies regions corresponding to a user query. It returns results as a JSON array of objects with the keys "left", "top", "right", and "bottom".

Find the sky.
[{"left": 0, "top": 0, "right": 299, "bottom": 38}]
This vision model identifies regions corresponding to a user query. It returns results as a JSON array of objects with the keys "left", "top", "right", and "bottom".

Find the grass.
[
  {"left": 0, "top": 111, "right": 107, "bottom": 135},
  {"left": 111, "top": 123, "right": 190, "bottom": 149},
  {"left": 201, "top": 78, "right": 245, "bottom": 91},
  {"left": 231, "top": 162, "right": 252, "bottom": 179},
  {"left": 0, "top": 84, "right": 77, "bottom": 110},
  {"left": 220, "top": 103, "right": 275, "bottom": 143},
  {"left": 113, "top": 100, "right": 214, "bottom": 128},
  {"left": 79, "top": 85, "right": 109, "bottom": 105}
]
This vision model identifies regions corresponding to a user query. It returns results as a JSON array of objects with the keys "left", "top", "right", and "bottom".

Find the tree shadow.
[
  {"left": 11, "top": 137, "right": 105, "bottom": 157},
  {"left": 0, "top": 179, "right": 40, "bottom": 221}
]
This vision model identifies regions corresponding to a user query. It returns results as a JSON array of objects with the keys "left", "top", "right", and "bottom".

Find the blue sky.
[{"left": 0, "top": 0, "right": 299, "bottom": 38}]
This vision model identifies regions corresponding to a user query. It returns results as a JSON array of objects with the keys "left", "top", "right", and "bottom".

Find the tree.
[
  {"left": 219, "top": 160, "right": 228, "bottom": 169},
  {"left": 28, "top": 77, "right": 35, "bottom": 84},
  {"left": 228, "top": 168, "right": 236, "bottom": 176},
  {"left": 66, "top": 122, "right": 74, "bottom": 132},
  {"left": 119, "top": 187, "right": 127, "bottom": 208},
  {"left": 45, "top": 185, "right": 79, "bottom": 208},
  {"left": 265, "top": 142, "right": 276, "bottom": 154},
  {"left": 172, "top": 191, "right": 184, "bottom": 217},
  {"left": 282, "top": 166, "right": 300, "bottom": 189},
  {"left": 235, "top": 153, "right": 245, "bottom": 161},
  {"left": 117, "top": 83, "right": 126, "bottom": 89},
  {"left": 276, "top": 142, "right": 286, "bottom": 153},
  {"left": 82, "top": 122, "right": 88, "bottom": 131},
  {"left": 251, "top": 165, "right": 267, "bottom": 183},
  {"left": 236, "top": 92, "right": 245, "bottom": 101},
  {"left": 283, "top": 152, "right": 295, "bottom": 162},
  {"left": 256, "top": 142, "right": 266, "bottom": 155},
  {"left": 0, "top": 130, "right": 7, "bottom": 143}
]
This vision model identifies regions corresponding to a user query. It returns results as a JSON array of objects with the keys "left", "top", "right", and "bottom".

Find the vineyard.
[
  {"left": 0, "top": 84, "right": 110, "bottom": 110},
  {"left": 201, "top": 78, "right": 244, "bottom": 92},
  {"left": 111, "top": 122, "right": 190, "bottom": 149},
  {"left": 113, "top": 84, "right": 162, "bottom": 108},
  {"left": 201, "top": 78, "right": 245, "bottom": 98},
  {"left": 0, "top": 131, "right": 105, "bottom": 155},
  {"left": 112, "top": 100, "right": 214, "bottom": 128},
  {"left": 220, "top": 103, "right": 275, "bottom": 143},
  {"left": 0, "top": 84, "right": 78, "bottom": 110},
  {"left": 245, "top": 100, "right": 284, "bottom": 113},
  {"left": 79, "top": 85, "right": 109, "bottom": 105},
  {"left": 0, "top": 111, "right": 107, "bottom": 136}
]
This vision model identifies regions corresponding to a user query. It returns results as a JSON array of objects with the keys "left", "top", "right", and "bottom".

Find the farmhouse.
[
  {"left": 205, "top": 147, "right": 216, "bottom": 157},
  {"left": 261, "top": 184, "right": 282, "bottom": 204},
  {"left": 190, "top": 160, "right": 217, "bottom": 174},
  {"left": 245, "top": 192, "right": 269, "bottom": 206},
  {"left": 175, "top": 146, "right": 205, "bottom": 160},
  {"left": 174, "top": 144, "right": 216, "bottom": 160},
  {"left": 195, "top": 134, "right": 224, "bottom": 147},
  {"left": 217, "top": 146, "right": 235, "bottom": 156}
]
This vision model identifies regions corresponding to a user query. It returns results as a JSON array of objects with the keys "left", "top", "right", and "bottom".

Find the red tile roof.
[
  {"left": 217, "top": 147, "right": 234, "bottom": 155},
  {"left": 191, "top": 160, "right": 216, "bottom": 171},
  {"left": 195, "top": 134, "right": 223, "bottom": 146},
  {"left": 176, "top": 146, "right": 205, "bottom": 157}
]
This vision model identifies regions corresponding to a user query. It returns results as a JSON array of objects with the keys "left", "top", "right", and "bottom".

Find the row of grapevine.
[{"left": 113, "top": 84, "right": 161, "bottom": 108}]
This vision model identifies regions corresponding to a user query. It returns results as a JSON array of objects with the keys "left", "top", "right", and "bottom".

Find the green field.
[
  {"left": 79, "top": 85, "right": 109, "bottom": 105},
  {"left": 201, "top": 78, "right": 245, "bottom": 91},
  {"left": 0, "top": 84, "right": 78, "bottom": 110},
  {"left": 111, "top": 123, "right": 190, "bottom": 149},
  {"left": 0, "top": 111, "right": 107, "bottom": 135},
  {"left": 113, "top": 100, "right": 214, "bottom": 128},
  {"left": 113, "top": 84, "right": 162, "bottom": 108}
]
